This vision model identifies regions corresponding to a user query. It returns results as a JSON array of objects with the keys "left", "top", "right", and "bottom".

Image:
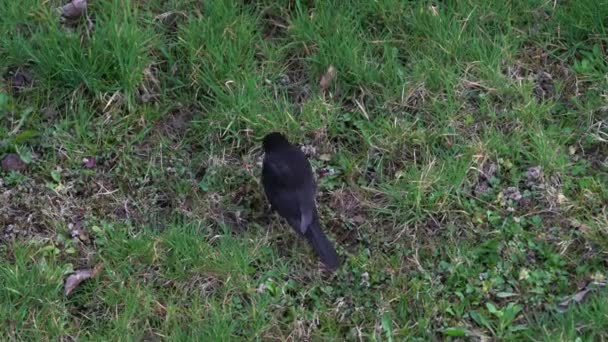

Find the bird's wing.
[
  {"left": 264, "top": 186, "right": 302, "bottom": 228},
  {"left": 296, "top": 185, "right": 316, "bottom": 234},
  {"left": 262, "top": 157, "right": 302, "bottom": 225},
  {"left": 263, "top": 152, "right": 317, "bottom": 234}
]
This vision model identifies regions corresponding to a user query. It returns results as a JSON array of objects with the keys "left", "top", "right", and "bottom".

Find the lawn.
[{"left": 1, "top": 0, "right": 607, "bottom": 340}]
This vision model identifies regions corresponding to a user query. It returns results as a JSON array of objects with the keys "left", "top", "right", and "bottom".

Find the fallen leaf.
[
  {"left": 64, "top": 262, "right": 103, "bottom": 296},
  {"left": 591, "top": 272, "right": 606, "bottom": 283},
  {"left": 78, "top": 230, "right": 90, "bottom": 243},
  {"left": 557, "top": 280, "right": 607, "bottom": 313},
  {"left": 153, "top": 300, "right": 167, "bottom": 317},
  {"left": 319, "top": 65, "right": 337, "bottom": 92},
  {"left": 2, "top": 153, "right": 27, "bottom": 172},
  {"left": 71, "top": 227, "right": 90, "bottom": 244},
  {"left": 59, "top": 0, "right": 87, "bottom": 19},
  {"left": 319, "top": 153, "right": 332, "bottom": 161}
]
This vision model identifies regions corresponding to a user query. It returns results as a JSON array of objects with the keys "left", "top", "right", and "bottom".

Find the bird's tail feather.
[{"left": 304, "top": 220, "right": 340, "bottom": 271}]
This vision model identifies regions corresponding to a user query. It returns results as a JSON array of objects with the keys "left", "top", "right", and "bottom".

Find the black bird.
[{"left": 261, "top": 132, "right": 340, "bottom": 271}]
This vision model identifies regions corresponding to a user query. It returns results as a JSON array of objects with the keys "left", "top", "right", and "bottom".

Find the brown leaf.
[
  {"left": 71, "top": 226, "right": 90, "bottom": 244},
  {"left": 79, "top": 230, "right": 90, "bottom": 243},
  {"left": 64, "top": 262, "right": 103, "bottom": 296},
  {"left": 59, "top": 0, "right": 87, "bottom": 19},
  {"left": 557, "top": 288, "right": 592, "bottom": 312},
  {"left": 319, "top": 153, "right": 332, "bottom": 161},
  {"left": 557, "top": 281, "right": 607, "bottom": 313},
  {"left": 1, "top": 153, "right": 27, "bottom": 172},
  {"left": 319, "top": 65, "right": 337, "bottom": 92}
]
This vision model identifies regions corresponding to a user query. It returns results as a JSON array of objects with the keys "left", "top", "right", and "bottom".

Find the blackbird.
[{"left": 261, "top": 132, "right": 340, "bottom": 271}]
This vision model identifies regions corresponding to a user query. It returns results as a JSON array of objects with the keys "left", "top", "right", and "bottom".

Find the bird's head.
[{"left": 262, "top": 132, "right": 290, "bottom": 151}]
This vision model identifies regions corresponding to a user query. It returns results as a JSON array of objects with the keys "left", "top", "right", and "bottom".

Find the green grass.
[{"left": 1, "top": 0, "right": 607, "bottom": 340}]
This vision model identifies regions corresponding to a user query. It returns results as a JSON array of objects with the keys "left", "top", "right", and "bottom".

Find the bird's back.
[{"left": 262, "top": 145, "right": 314, "bottom": 190}]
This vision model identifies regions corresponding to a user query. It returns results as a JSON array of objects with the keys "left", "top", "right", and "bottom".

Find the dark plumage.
[{"left": 261, "top": 132, "right": 340, "bottom": 271}]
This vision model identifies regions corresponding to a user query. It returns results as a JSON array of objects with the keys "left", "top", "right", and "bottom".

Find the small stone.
[
  {"left": 83, "top": 157, "right": 96, "bottom": 169},
  {"left": 59, "top": 0, "right": 87, "bottom": 19},
  {"left": 2, "top": 154, "right": 27, "bottom": 172}
]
